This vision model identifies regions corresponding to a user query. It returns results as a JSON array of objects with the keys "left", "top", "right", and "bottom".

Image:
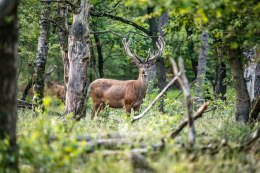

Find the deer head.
[{"left": 122, "top": 36, "right": 165, "bottom": 67}]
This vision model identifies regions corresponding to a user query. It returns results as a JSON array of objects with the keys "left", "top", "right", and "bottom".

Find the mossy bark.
[
  {"left": 229, "top": 48, "right": 250, "bottom": 123},
  {"left": 32, "top": 1, "right": 51, "bottom": 113}
]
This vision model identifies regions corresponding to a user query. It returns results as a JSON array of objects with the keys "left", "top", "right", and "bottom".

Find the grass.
[{"left": 15, "top": 89, "right": 260, "bottom": 173}]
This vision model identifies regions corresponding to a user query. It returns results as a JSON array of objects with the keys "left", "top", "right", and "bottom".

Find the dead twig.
[
  {"left": 238, "top": 127, "right": 260, "bottom": 151},
  {"left": 171, "top": 57, "right": 196, "bottom": 146},
  {"left": 169, "top": 102, "right": 209, "bottom": 138},
  {"left": 132, "top": 71, "right": 182, "bottom": 122}
]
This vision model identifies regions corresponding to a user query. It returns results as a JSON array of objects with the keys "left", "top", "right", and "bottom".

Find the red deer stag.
[{"left": 89, "top": 37, "right": 165, "bottom": 119}]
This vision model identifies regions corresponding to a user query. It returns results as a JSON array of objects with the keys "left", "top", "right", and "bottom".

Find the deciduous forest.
[{"left": 0, "top": 0, "right": 259, "bottom": 172}]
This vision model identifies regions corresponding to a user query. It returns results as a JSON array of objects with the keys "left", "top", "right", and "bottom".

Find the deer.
[{"left": 89, "top": 36, "right": 165, "bottom": 119}]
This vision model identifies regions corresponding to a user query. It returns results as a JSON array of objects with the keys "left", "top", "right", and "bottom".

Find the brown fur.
[
  {"left": 45, "top": 81, "right": 65, "bottom": 101},
  {"left": 89, "top": 37, "right": 165, "bottom": 119},
  {"left": 89, "top": 64, "right": 149, "bottom": 119}
]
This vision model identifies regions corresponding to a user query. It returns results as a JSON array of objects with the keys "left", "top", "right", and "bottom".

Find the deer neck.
[{"left": 137, "top": 72, "right": 148, "bottom": 92}]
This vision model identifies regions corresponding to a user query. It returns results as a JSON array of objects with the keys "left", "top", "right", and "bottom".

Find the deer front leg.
[
  {"left": 124, "top": 104, "right": 132, "bottom": 117},
  {"left": 133, "top": 106, "right": 140, "bottom": 116}
]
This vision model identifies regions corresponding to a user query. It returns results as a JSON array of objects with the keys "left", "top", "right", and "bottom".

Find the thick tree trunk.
[
  {"left": 94, "top": 33, "right": 104, "bottom": 78},
  {"left": 65, "top": 0, "right": 91, "bottom": 119},
  {"left": 147, "top": 7, "right": 158, "bottom": 82},
  {"left": 229, "top": 48, "right": 250, "bottom": 123},
  {"left": 32, "top": 1, "right": 51, "bottom": 113},
  {"left": 214, "top": 48, "right": 227, "bottom": 100},
  {"left": 57, "top": 2, "right": 69, "bottom": 99},
  {"left": 0, "top": 0, "right": 19, "bottom": 171},
  {"left": 185, "top": 25, "right": 197, "bottom": 80},
  {"left": 195, "top": 31, "right": 209, "bottom": 104},
  {"left": 147, "top": 7, "right": 167, "bottom": 112},
  {"left": 215, "top": 61, "right": 227, "bottom": 99}
]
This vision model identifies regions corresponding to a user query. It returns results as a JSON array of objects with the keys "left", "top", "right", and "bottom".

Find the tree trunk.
[
  {"left": 56, "top": 2, "right": 69, "bottom": 99},
  {"left": 229, "top": 48, "right": 250, "bottom": 123},
  {"left": 215, "top": 61, "right": 227, "bottom": 99},
  {"left": 214, "top": 48, "right": 227, "bottom": 100},
  {"left": 185, "top": 25, "right": 197, "bottom": 80},
  {"left": 32, "top": 1, "right": 51, "bottom": 113},
  {"left": 21, "top": 79, "right": 32, "bottom": 101},
  {"left": 195, "top": 31, "right": 209, "bottom": 104},
  {"left": 147, "top": 7, "right": 167, "bottom": 112},
  {"left": 147, "top": 6, "right": 157, "bottom": 82},
  {"left": 0, "top": 0, "right": 19, "bottom": 171},
  {"left": 94, "top": 33, "right": 104, "bottom": 78},
  {"left": 65, "top": 0, "right": 91, "bottom": 119}
]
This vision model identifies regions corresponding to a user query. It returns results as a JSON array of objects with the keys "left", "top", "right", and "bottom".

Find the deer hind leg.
[{"left": 91, "top": 101, "right": 105, "bottom": 120}]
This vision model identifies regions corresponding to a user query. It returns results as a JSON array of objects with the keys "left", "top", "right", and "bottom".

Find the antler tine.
[
  {"left": 149, "top": 36, "right": 165, "bottom": 62},
  {"left": 122, "top": 38, "right": 134, "bottom": 58},
  {"left": 146, "top": 48, "right": 151, "bottom": 61},
  {"left": 122, "top": 38, "right": 142, "bottom": 65},
  {"left": 134, "top": 50, "right": 143, "bottom": 63}
]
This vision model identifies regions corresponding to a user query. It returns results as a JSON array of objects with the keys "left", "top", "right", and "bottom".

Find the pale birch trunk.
[
  {"left": 195, "top": 31, "right": 209, "bottom": 104},
  {"left": 32, "top": 0, "right": 51, "bottom": 113}
]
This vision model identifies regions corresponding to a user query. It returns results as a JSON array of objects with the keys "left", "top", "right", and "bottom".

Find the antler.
[
  {"left": 122, "top": 38, "right": 142, "bottom": 65},
  {"left": 146, "top": 36, "right": 165, "bottom": 64}
]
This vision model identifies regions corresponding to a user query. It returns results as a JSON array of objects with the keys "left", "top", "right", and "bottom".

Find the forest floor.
[{"left": 17, "top": 90, "right": 260, "bottom": 173}]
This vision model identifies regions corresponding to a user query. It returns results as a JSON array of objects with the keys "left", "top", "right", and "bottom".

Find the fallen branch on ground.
[
  {"left": 238, "top": 127, "right": 260, "bottom": 151},
  {"left": 17, "top": 99, "right": 33, "bottom": 109},
  {"left": 170, "top": 102, "right": 209, "bottom": 138},
  {"left": 49, "top": 135, "right": 165, "bottom": 152}
]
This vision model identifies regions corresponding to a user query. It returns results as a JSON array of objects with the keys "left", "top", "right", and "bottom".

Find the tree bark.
[
  {"left": 195, "top": 31, "right": 209, "bottom": 103},
  {"left": 0, "top": 0, "right": 19, "bottom": 171},
  {"left": 185, "top": 25, "right": 197, "bottom": 80},
  {"left": 32, "top": 0, "right": 51, "bottom": 113},
  {"left": 56, "top": 2, "right": 69, "bottom": 99},
  {"left": 93, "top": 33, "right": 104, "bottom": 78},
  {"left": 21, "top": 79, "right": 32, "bottom": 101},
  {"left": 65, "top": 0, "right": 91, "bottom": 119},
  {"left": 229, "top": 48, "right": 250, "bottom": 123},
  {"left": 147, "top": 7, "right": 167, "bottom": 112},
  {"left": 214, "top": 48, "right": 227, "bottom": 100}
]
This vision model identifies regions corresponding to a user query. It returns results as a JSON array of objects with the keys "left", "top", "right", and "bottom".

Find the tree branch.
[
  {"left": 170, "top": 102, "right": 209, "bottom": 138},
  {"left": 90, "top": 10, "right": 150, "bottom": 36},
  {"left": 132, "top": 71, "right": 182, "bottom": 122}
]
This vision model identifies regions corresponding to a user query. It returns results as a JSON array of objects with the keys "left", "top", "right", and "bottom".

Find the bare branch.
[
  {"left": 90, "top": 10, "right": 150, "bottom": 36},
  {"left": 171, "top": 57, "right": 196, "bottom": 146},
  {"left": 132, "top": 71, "right": 182, "bottom": 122},
  {"left": 170, "top": 102, "right": 209, "bottom": 138}
]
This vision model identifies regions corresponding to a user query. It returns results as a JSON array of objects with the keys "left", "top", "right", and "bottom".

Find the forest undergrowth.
[{"left": 15, "top": 90, "right": 260, "bottom": 173}]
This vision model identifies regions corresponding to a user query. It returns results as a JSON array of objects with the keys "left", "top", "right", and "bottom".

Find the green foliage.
[{"left": 16, "top": 90, "right": 260, "bottom": 173}]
